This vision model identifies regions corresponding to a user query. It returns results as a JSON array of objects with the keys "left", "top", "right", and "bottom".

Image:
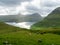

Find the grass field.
[
  {"left": 0, "top": 30, "right": 60, "bottom": 45},
  {"left": 0, "top": 22, "right": 60, "bottom": 45}
]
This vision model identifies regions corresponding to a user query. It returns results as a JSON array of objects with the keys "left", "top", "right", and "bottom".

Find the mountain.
[
  {"left": 0, "top": 15, "right": 18, "bottom": 22},
  {"left": 20, "top": 13, "right": 42, "bottom": 22},
  {"left": 31, "top": 7, "right": 60, "bottom": 30},
  {"left": 0, "top": 13, "right": 42, "bottom": 22}
]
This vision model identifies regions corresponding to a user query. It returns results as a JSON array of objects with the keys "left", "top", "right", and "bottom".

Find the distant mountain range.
[
  {"left": 0, "top": 13, "right": 42, "bottom": 22},
  {"left": 31, "top": 7, "right": 60, "bottom": 30},
  {"left": 0, "top": 13, "right": 42, "bottom": 29}
]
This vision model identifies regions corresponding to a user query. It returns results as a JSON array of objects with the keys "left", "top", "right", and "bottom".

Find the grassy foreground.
[{"left": 0, "top": 22, "right": 60, "bottom": 45}]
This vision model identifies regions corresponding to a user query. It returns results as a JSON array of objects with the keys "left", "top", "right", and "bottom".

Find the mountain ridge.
[
  {"left": 0, "top": 13, "right": 42, "bottom": 22},
  {"left": 31, "top": 7, "right": 60, "bottom": 30}
]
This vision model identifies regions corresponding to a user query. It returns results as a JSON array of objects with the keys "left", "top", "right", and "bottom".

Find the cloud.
[
  {"left": 18, "top": 0, "right": 60, "bottom": 16},
  {"left": 0, "top": 0, "right": 60, "bottom": 29},
  {"left": 0, "top": 0, "right": 32, "bottom": 6},
  {"left": 0, "top": 0, "right": 60, "bottom": 16},
  {"left": 41, "top": 0, "right": 60, "bottom": 7},
  {"left": 40, "top": 0, "right": 60, "bottom": 16}
]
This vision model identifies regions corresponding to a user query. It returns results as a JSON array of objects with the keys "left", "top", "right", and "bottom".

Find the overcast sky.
[{"left": 0, "top": 0, "right": 60, "bottom": 17}]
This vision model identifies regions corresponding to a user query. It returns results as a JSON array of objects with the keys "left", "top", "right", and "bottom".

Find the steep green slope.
[
  {"left": 31, "top": 7, "right": 60, "bottom": 30},
  {"left": 0, "top": 22, "right": 28, "bottom": 34}
]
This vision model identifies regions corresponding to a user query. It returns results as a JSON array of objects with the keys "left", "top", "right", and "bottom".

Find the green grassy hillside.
[
  {"left": 0, "top": 22, "right": 60, "bottom": 45},
  {"left": 0, "top": 22, "right": 27, "bottom": 34},
  {"left": 31, "top": 7, "right": 60, "bottom": 30}
]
